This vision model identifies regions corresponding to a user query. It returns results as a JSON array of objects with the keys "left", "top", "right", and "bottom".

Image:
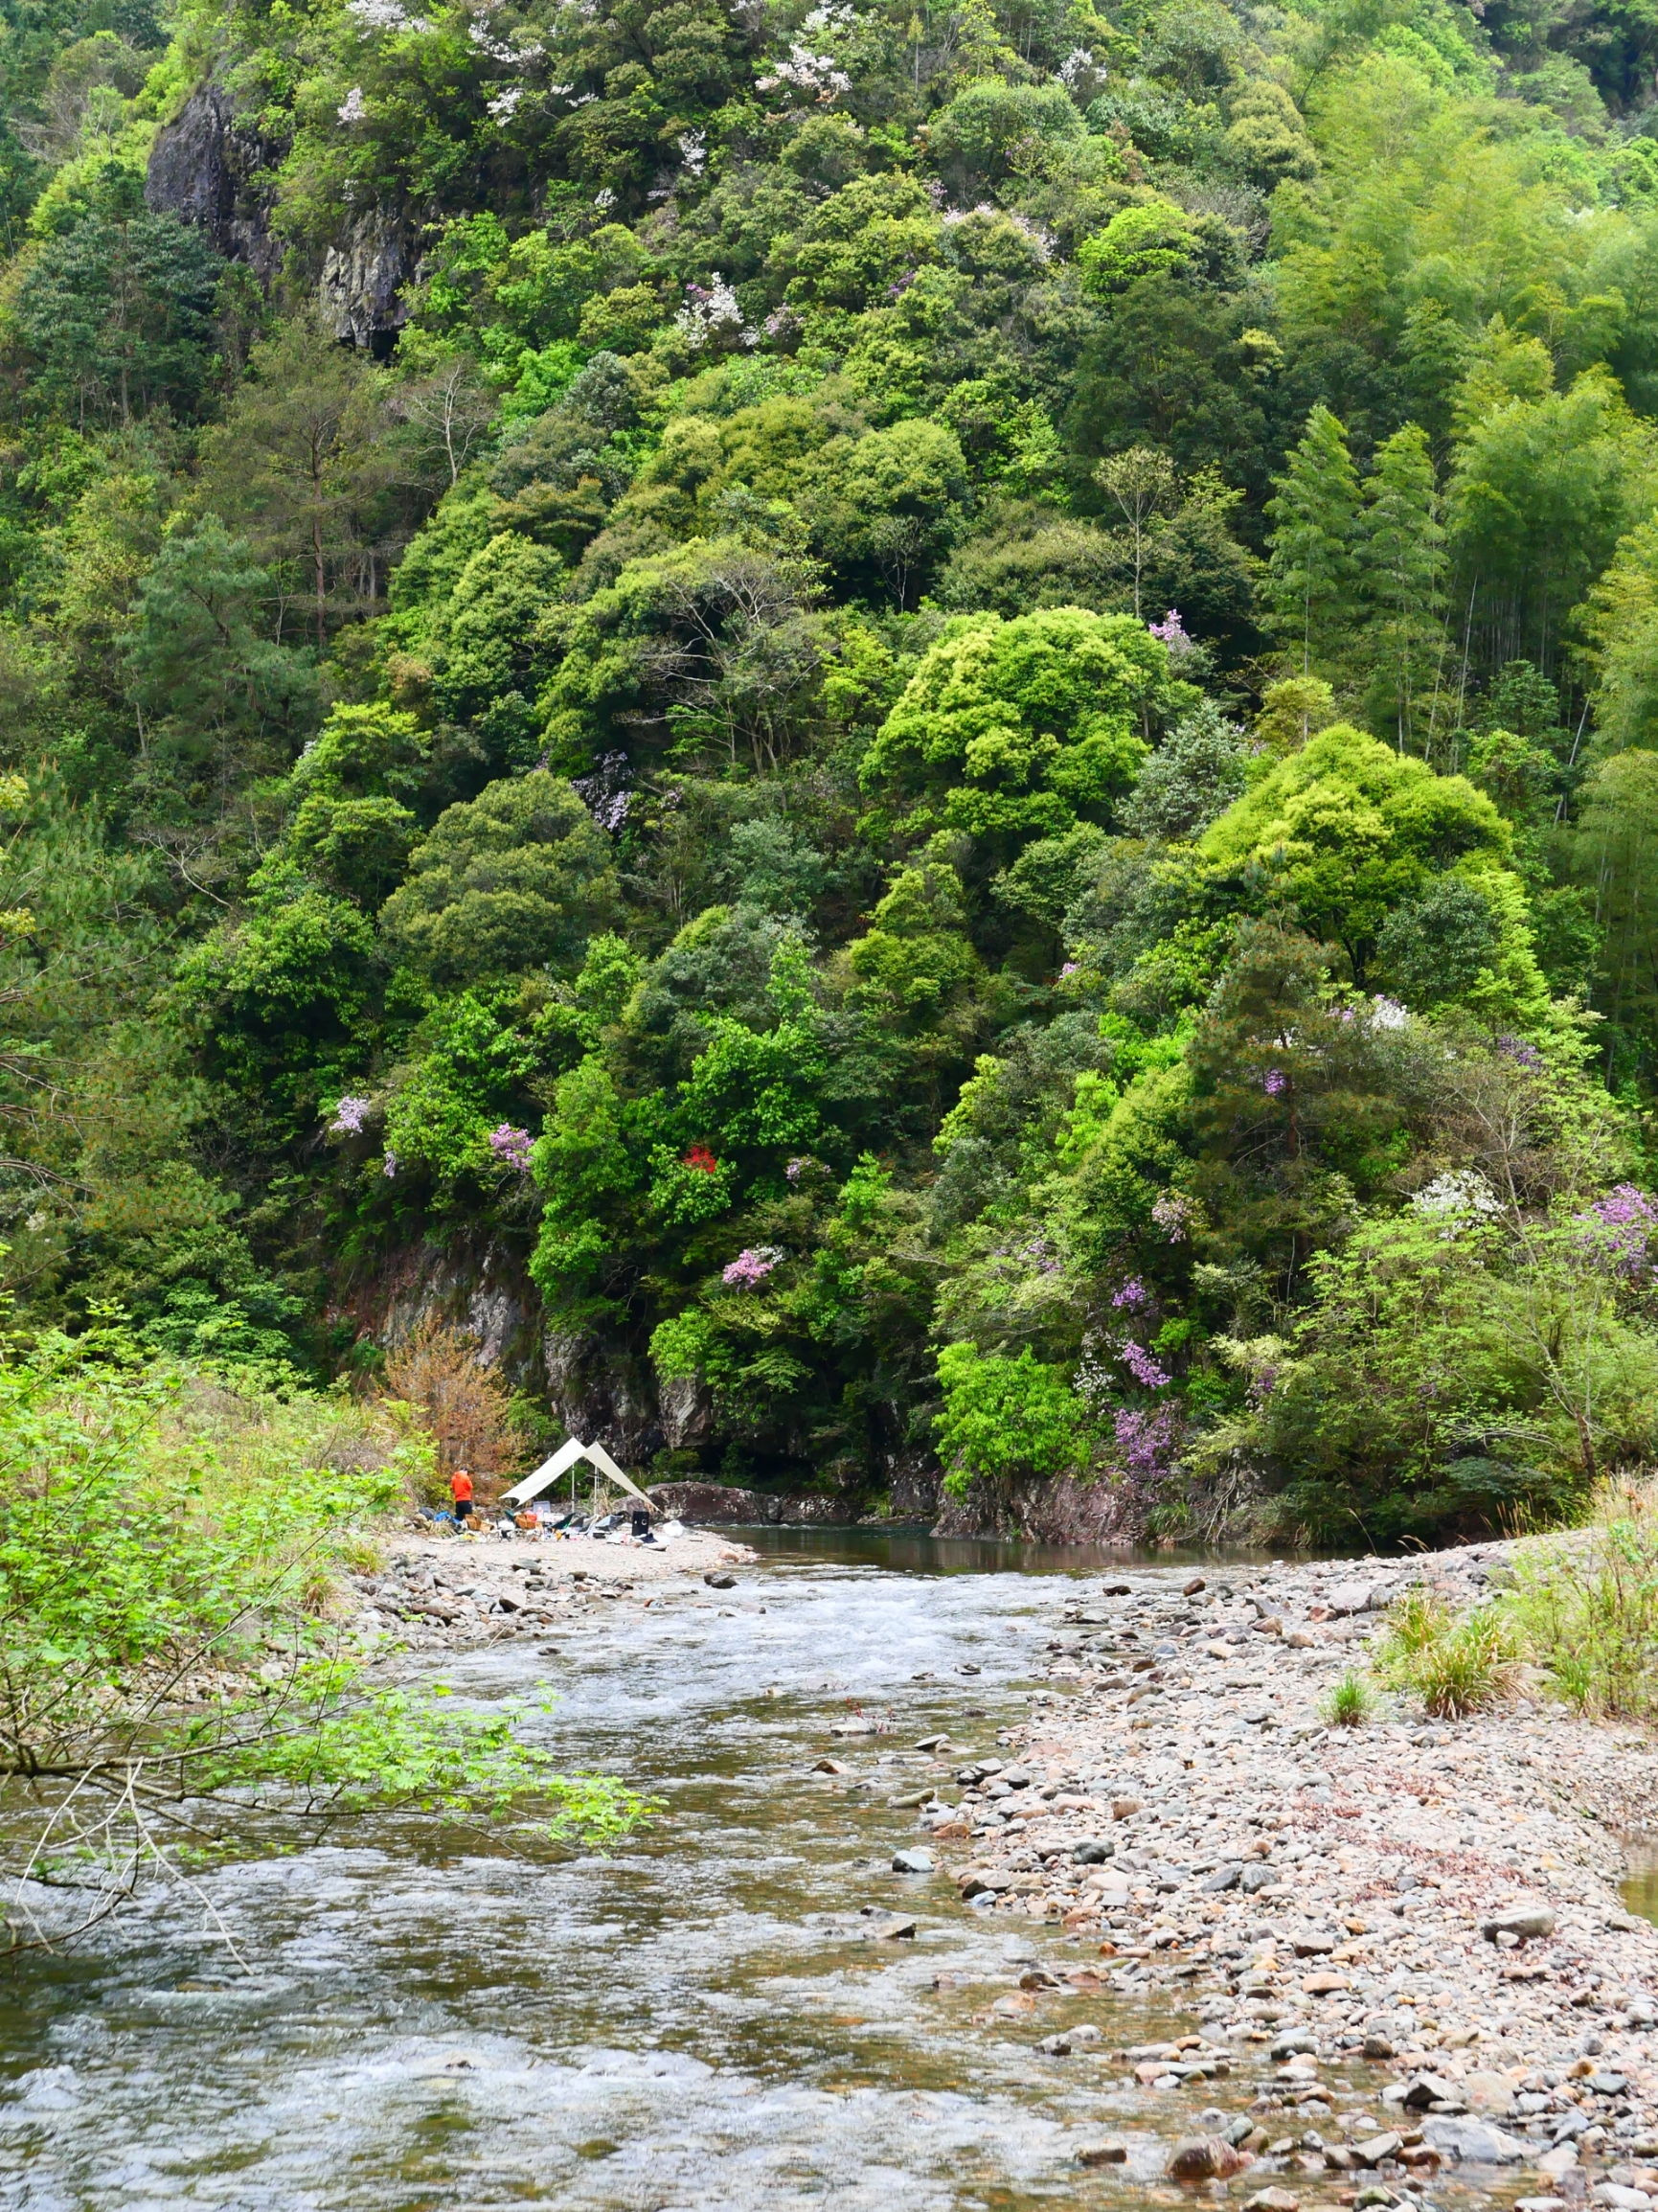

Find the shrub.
[
  {"left": 1374, "top": 1587, "right": 1519, "bottom": 1717},
  {"left": 382, "top": 1314, "right": 528, "bottom": 1505},
  {"left": 1502, "top": 1476, "right": 1658, "bottom": 1718}
]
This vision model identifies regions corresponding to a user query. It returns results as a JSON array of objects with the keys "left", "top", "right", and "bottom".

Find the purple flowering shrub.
[
  {"left": 722, "top": 1246, "right": 783, "bottom": 1288},
  {"left": 488, "top": 1124, "right": 534, "bottom": 1173}
]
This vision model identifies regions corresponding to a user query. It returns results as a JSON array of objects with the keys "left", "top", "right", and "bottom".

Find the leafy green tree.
[
  {"left": 1358, "top": 422, "right": 1445, "bottom": 754},
  {"left": 379, "top": 771, "right": 620, "bottom": 988},
  {"left": 197, "top": 311, "right": 402, "bottom": 649},
  {"left": 1448, "top": 371, "right": 1650, "bottom": 684},
  {"left": 1265, "top": 404, "right": 1362, "bottom": 679},
  {"left": 1571, "top": 747, "right": 1658, "bottom": 1076},
  {"left": 860, "top": 606, "right": 1168, "bottom": 855},
  {"left": 174, "top": 888, "right": 379, "bottom": 1140},
  {"left": 1119, "top": 699, "right": 1247, "bottom": 840},
  {"left": 1197, "top": 722, "right": 1521, "bottom": 991},
  {"left": 12, "top": 162, "right": 221, "bottom": 426},
  {"left": 934, "top": 1342, "right": 1088, "bottom": 1496},
  {"left": 123, "top": 518, "right": 319, "bottom": 852}
]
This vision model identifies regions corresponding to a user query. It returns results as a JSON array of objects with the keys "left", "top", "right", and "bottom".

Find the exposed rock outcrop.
[
  {"left": 317, "top": 207, "right": 419, "bottom": 349},
  {"left": 332, "top": 1236, "right": 546, "bottom": 1393},
  {"left": 646, "top": 1481, "right": 851, "bottom": 1525},
  {"left": 145, "top": 81, "right": 285, "bottom": 285},
  {"left": 929, "top": 1470, "right": 1143, "bottom": 1544},
  {"left": 148, "top": 79, "right": 418, "bottom": 349}
]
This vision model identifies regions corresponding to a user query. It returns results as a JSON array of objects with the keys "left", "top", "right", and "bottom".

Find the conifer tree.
[
  {"left": 1265, "top": 404, "right": 1361, "bottom": 679},
  {"left": 1359, "top": 422, "right": 1446, "bottom": 756}
]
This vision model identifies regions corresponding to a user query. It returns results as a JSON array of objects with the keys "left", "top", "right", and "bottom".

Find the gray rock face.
[
  {"left": 145, "top": 81, "right": 286, "bottom": 284},
  {"left": 318, "top": 207, "right": 419, "bottom": 348}
]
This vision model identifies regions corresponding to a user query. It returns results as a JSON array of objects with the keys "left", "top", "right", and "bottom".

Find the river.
[{"left": 0, "top": 1531, "right": 1524, "bottom": 2211}]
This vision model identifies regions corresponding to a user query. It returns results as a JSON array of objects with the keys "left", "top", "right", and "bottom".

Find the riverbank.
[
  {"left": 347, "top": 1523, "right": 759, "bottom": 1647},
  {"left": 919, "top": 1539, "right": 1658, "bottom": 2204}
]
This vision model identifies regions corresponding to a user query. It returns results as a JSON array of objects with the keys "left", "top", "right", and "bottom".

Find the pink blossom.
[
  {"left": 1263, "top": 1068, "right": 1287, "bottom": 1096},
  {"left": 722, "top": 1245, "right": 783, "bottom": 1288},
  {"left": 1113, "top": 1403, "right": 1182, "bottom": 1488},
  {"left": 488, "top": 1123, "right": 534, "bottom": 1173},
  {"left": 1576, "top": 1183, "right": 1658, "bottom": 1276},
  {"left": 1119, "top": 1341, "right": 1170, "bottom": 1390},
  {"left": 1147, "top": 608, "right": 1193, "bottom": 656},
  {"left": 383, "top": 1151, "right": 398, "bottom": 1179},
  {"left": 1111, "top": 1276, "right": 1149, "bottom": 1311},
  {"left": 329, "top": 1094, "right": 372, "bottom": 1136}
]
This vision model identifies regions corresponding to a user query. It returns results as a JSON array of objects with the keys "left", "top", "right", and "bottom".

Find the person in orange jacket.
[{"left": 449, "top": 1467, "right": 474, "bottom": 1523}]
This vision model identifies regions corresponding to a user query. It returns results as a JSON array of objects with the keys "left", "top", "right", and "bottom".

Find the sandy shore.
[{"left": 912, "top": 1541, "right": 1658, "bottom": 2204}]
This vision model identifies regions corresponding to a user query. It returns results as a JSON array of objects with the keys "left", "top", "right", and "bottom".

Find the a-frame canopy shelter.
[{"left": 500, "top": 1438, "right": 655, "bottom": 1511}]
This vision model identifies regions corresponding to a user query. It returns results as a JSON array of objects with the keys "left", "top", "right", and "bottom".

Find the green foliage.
[
  {"left": 0, "top": 1336, "right": 641, "bottom": 1932},
  {"left": 1373, "top": 1588, "right": 1519, "bottom": 1717},
  {"left": 934, "top": 1340, "right": 1088, "bottom": 1495},
  {"left": 1322, "top": 1671, "right": 1374, "bottom": 1725},
  {"left": 379, "top": 770, "right": 620, "bottom": 987},
  {"left": 860, "top": 607, "right": 1168, "bottom": 854},
  {"left": 11, "top": 161, "right": 222, "bottom": 425},
  {"left": 0, "top": 0, "right": 1657, "bottom": 1551},
  {"left": 1503, "top": 1487, "right": 1658, "bottom": 1718}
]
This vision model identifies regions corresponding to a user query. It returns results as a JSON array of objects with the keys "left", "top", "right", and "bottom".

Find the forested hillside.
[{"left": 4, "top": 0, "right": 1658, "bottom": 1542}]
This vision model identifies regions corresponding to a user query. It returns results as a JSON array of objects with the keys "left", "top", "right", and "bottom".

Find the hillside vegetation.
[{"left": 3, "top": 0, "right": 1658, "bottom": 1541}]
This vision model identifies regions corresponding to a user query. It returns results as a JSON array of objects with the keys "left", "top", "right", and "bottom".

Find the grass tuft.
[
  {"left": 1374, "top": 1587, "right": 1518, "bottom": 1718},
  {"left": 1322, "top": 1671, "right": 1374, "bottom": 1726}
]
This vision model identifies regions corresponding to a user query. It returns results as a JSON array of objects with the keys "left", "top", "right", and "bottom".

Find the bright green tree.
[
  {"left": 1265, "top": 404, "right": 1362, "bottom": 679},
  {"left": 859, "top": 606, "right": 1168, "bottom": 855},
  {"left": 1358, "top": 423, "right": 1445, "bottom": 756}
]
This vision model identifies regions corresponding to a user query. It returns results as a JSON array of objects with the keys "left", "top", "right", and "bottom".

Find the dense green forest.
[{"left": 5, "top": 0, "right": 1658, "bottom": 1544}]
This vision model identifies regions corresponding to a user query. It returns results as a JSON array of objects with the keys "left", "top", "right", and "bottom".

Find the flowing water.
[{"left": 0, "top": 1531, "right": 1511, "bottom": 2211}]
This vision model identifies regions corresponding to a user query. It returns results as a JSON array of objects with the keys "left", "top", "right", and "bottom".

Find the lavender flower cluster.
[
  {"left": 488, "top": 1124, "right": 534, "bottom": 1173},
  {"left": 722, "top": 1245, "right": 784, "bottom": 1288}
]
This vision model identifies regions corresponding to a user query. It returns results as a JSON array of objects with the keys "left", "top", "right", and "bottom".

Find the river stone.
[
  {"left": 1483, "top": 1907, "right": 1556, "bottom": 1943},
  {"left": 1169, "top": 2136, "right": 1249, "bottom": 2182},
  {"left": 892, "top": 1847, "right": 935, "bottom": 1874},
  {"left": 1245, "top": 2192, "right": 1302, "bottom": 2212},
  {"left": 1325, "top": 1579, "right": 1376, "bottom": 1616},
  {"left": 1078, "top": 2139, "right": 1128, "bottom": 2166},
  {"left": 1400, "top": 2073, "right": 1461, "bottom": 2109},
  {"left": 1465, "top": 2072, "right": 1517, "bottom": 2115},
  {"left": 1352, "top": 2134, "right": 1402, "bottom": 2168},
  {"left": 1420, "top": 2117, "right": 1531, "bottom": 2165}
]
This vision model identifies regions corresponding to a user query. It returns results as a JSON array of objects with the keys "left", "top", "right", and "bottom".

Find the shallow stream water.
[{"left": 0, "top": 1530, "right": 1521, "bottom": 2211}]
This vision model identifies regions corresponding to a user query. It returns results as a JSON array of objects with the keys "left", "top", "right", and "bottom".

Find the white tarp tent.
[{"left": 501, "top": 1438, "right": 656, "bottom": 1511}]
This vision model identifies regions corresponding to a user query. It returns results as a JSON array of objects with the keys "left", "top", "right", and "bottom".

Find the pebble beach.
[{"left": 907, "top": 1541, "right": 1658, "bottom": 2209}]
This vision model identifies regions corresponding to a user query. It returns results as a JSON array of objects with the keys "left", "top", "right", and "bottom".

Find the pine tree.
[
  {"left": 1265, "top": 404, "right": 1361, "bottom": 679},
  {"left": 1359, "top": 422, "right": 1446, "bottom": 756}
]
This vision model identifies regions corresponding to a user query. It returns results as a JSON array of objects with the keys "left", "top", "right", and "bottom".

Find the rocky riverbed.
[
  {"left": 886, "top": 1540, "right": 1658, "bottom": 2212},
  {"left": 346, "top": 1523, "right": 759, "bottom": 1647}
]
